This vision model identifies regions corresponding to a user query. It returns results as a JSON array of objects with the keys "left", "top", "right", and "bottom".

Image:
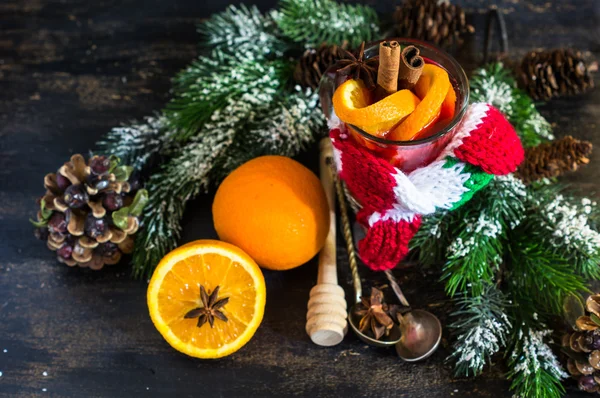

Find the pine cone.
[
  {"left": 519, "top": 49, "right": 596, "bottom": 101},
  {"left": 31, "top": 154, "right": 147, "bottom": 270},
  {"left": 563, "top": 295, "right": 600, "bottom": 393},
  {"left": 514, "top": 136, "right": 593, "bottom": 184},
  {"left": 393, "top": 0, "right": 474, "bottom": 48},
  {"left": 293, "top": 43, "right": 347, "bottom": 89}
]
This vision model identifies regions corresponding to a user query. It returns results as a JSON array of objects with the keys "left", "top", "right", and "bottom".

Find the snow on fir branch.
[
  {"left": 507, "top": 327, "right": 567, "bottom": 398},
  {"left": 470, "top": 63, "right": 554, "bottom": 147},
  {"left": 166, "top": 53, "right": 291, "bottom": 141},
  {"left": 213, "top": 87, "right": 325, "bottom": 180},
  {"left": 198, "top": 4, "right": 290, "bottom": 58},
  {"left": 275, "top": 0, "right": 379, "bottom": 49},
  {"left": 441, "top": 176, "right": 527, "bottom": 296},
  {"left": 96, "top": 114, "right": 176, "bottom": 173},
  {"left": 525, "top": 185, "right": 600, "bottom": 279},
  {"left": 132, "top": 88, "right": 324, "bottom": 278},
  {"left": 448, "top": 285, "right": 511, "bottom": 377}
]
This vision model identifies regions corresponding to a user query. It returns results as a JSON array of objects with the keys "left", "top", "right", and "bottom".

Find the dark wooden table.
[{"left": 1, "top": 0, "right": 598, "bottom": 396}]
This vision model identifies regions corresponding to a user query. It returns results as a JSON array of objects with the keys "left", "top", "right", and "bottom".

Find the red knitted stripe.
[
  {"left": 454, "top": 106, "right": 524, "bottom": 175},
  {"left": 330, "top": 129, "right": 397, "bottom": 212},
  {"left": 357, "top": 215, "right": 422, "bottom": 271}
]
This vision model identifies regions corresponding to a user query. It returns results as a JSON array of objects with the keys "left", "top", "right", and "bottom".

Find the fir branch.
[
  {"left": 448, "top": 284, "right": 512, "bottom": 377},
  {"left": 470, "top": 63, "right": 554, "bottom": 147},
  {"left": 410, "top": 210, "right": 457, "bottom": 266},
  {"left": 506, "top": 327, "right": 567, "bottom": 398},
  {"left": 524, "top": 185, "right": 600, "bottom": 279},
  {"left": 442, "top": 176, "right": 527, "bottom": 296},
  {"left": 198, "top": 4, "right": 290, "bottom": 58},
  {"left": 275, "top": 0, "right": 379, "bottom": 49},
  {"left": 95, "top": 114, "right": 176, "bottom": 173},
  {"left": 166, "top": 52, "right": 292, "bottom": 141},
  {"left": 508, "top": 231, "right": 587, "bottom": 315},
  {"left": 211, "top": 87, "right": 325, "bottom": 181}
]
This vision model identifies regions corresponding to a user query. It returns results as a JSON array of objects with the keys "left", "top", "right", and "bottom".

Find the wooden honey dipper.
[{"left": 305, "top": 138, "right": 348, "bottom": 347}]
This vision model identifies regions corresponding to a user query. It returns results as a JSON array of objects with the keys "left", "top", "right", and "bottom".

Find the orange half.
[
  {"left": 147, "top": 240, "right": 266, "bottom": 359},
  {"left": 332, "top": 79, "right": 420, "bottom": 137}
]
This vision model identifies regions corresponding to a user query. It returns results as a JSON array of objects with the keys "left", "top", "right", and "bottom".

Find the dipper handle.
[{"left": 305, "top": 138, "right": 347, "bottom": 347}]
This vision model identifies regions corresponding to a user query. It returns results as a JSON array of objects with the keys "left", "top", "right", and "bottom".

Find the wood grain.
[{"left": 0, "top": 0, "right": 598, "bottom": 396}]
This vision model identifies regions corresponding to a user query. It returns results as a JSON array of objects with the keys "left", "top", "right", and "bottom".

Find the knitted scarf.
[{"left": 330, "top": 103, "right": 524, "bottom": 271}]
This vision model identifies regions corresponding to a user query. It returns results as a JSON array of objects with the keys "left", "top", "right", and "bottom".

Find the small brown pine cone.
[
  {"left": 514, "top": 136, "right": 593, "bottom": 184},
  {"left": 293, "top": 43, "right": 348, "bottom": 89},
  {"left": 31, "top": 154, "right": 146, "bottom": 271},
  {"left": 393, "top": 0, "right": 474, "bottom": 48},
  {"left": 518, "top": 48, "right": 596, "bottom": 101}
]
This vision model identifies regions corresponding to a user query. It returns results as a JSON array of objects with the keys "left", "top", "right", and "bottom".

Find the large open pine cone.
[
  {"left": 563, "top": 295, "right": 600, "bottom": 393},
  {"left": 393, "top": 0, "right": 474, "bottom": 48},
  {"left": 514, "top": 136, "right": 593, "bottom": 184},
  {"left": 32, "top": 154, "right": 147, "bottom": 270},
  {"left": 293, "top": 43, "right": 347, "bottom": 89},
  {"left": 519, "top": 49, "right": 596, "bottom": 101}
]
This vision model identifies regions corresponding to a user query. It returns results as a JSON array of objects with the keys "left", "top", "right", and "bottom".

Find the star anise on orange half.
[
  {"left": 337, "top": 41, "right": 379, "bottom": 90},
  {"left": 184, "top": 285, "right": 229, "bottom": 328},
  {"left": 355, "top": 287, "right": 394, "bottom": 340}
]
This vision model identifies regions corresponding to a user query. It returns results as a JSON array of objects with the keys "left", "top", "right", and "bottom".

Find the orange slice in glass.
[
  {"left": 332, "top": 79, "right": 420, "bottom": 137},
  {"left": 388, "top": 64, "right": 451, "bottom": 141},
  {"left": 147, "top": 240, "right": 266, "bottom": 359}
]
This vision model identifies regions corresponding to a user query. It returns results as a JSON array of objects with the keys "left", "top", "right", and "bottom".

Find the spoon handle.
[
  {"left": 333, "top": 166, "right": 362, "bottom": 304},
  {"left": 384, "top": 269, "right": 410, "bottom": 307},
  {"left": 306, "top": 138, "right": 347, "bottom": 347}
]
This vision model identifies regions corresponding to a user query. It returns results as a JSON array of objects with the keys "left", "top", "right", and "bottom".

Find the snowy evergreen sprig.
[
  {"left": 96, "top": 114, "right": 176, "bottom": 173},
  {"left": 212, "top": 87, "right": 325, "bottom": 180},
  {"left": 470, "top": 63, "right": 554, "bottom": 147},
  {"left": 440, "top": 176, "right": 527, "bottom": 296},
  {"left": 525, "top": 185, "right": 600, "bottom": 279},
  {"left": 166, "top": 52, "right": 291, "bottom": 141},
  {"left": 275, "top": 0, "right": 379, "bottom": 48},
  {"left": 448, "top": 284, "right": 512, "bottom": 377},
  {"left": 507, "top": 327, "right": 567, "bottom": 398},
  {"left": 198, "top": 4, "right": 290, "bottom": 58}
]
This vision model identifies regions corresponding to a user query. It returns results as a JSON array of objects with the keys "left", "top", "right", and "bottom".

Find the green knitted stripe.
[{"left": 443, "top": 157, "right": 493, "bottom": 211}]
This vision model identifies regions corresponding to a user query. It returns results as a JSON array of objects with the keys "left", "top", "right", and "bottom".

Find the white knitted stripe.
[
  {"left": 367, "top": 158, "right": 471, "bottom": 226},
  {"left": 437, "top": 102, "right": 490, "bottom": 161}
]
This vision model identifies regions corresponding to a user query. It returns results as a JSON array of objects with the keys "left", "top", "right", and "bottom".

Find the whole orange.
[{"left": 212, "top": 156, "right": 329, "bottom": 271}]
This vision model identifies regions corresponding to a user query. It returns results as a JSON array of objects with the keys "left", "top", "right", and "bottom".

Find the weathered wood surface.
[{"left": 0, "top": 0, "right": 598, "bottom": 396}]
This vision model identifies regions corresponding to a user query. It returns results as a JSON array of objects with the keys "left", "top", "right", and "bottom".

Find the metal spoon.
[
  {"left": 333, "top": 173, "right": 402, "bottom": 348},
  {"left": 335, "top": 175, "right": 442, "bottom": 358}
]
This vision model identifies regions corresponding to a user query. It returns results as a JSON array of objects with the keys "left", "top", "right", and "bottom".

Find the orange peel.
[
  {"left": 332, "top": 79, "right": 420, "bottom": 137},
  {"left": 388, "top": 64, "right": 451, "bottom": 141}
]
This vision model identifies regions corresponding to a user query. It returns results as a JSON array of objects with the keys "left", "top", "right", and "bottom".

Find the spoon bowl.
[
  {"left": 348, "top": 302, "right": 402, "bottom": 348},
  {"left": 395, "top": 309, "right": 442, "bottom": 362}
]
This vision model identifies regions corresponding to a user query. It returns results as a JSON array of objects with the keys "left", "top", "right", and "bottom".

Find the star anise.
[
  {"left": 337, "top": 41, "right": 379, "bottom": 89},
  {"left": 184, "top": 285, "right": 229, "bottom": 328},
  {"left": 354, "top": 287, "right": 394, "bottom": 340}
]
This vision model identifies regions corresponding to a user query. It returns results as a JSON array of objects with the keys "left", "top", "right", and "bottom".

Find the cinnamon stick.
[
  {"left": 398, "top": 45, "right": 424, "bottom": 90},
  {"left": 376, "top": 41, "right": 401, "bottom": 95}
]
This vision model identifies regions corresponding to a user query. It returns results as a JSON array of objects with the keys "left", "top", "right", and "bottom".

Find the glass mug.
[
  {"left": 319, "top": 38, "right": 470, "bottom": 175},
  {"left": 319, "top": 38, "right": 470, "bottom": 245}
]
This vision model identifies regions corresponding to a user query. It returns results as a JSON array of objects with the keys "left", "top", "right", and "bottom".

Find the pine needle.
[
  {"left": 448, "top": 284, "right": 512, "bottom": 377},
  {"left": 95, "top": 114, "right": 176, "bottom": 173},
  {"left": 275, "top": 0, "right": 379, "bottom": 48},
  {"left": 198, "top": 4, "right": 290, "bottom": 58}
]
